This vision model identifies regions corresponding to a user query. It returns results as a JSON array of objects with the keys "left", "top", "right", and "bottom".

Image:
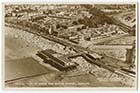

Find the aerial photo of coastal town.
[{"left": 4, "top": 4, "right": 136, "bottom": 88}]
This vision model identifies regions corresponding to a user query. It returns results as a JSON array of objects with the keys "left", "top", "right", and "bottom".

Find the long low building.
[{"left": 36, "top": 49, "right": 78, "bottom": 71}]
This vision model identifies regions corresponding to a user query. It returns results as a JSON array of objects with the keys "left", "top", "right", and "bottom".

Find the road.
[
  {"left": 92, "top": 33, "right": 129, "bottom": 45},
  {"left": 88, "top": 45, "right": 133, "bottom": 49}
]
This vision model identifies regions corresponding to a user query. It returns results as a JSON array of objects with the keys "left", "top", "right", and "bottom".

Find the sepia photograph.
[{"left": 3, "top": 3, "right": 137, "bottom": 88}]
